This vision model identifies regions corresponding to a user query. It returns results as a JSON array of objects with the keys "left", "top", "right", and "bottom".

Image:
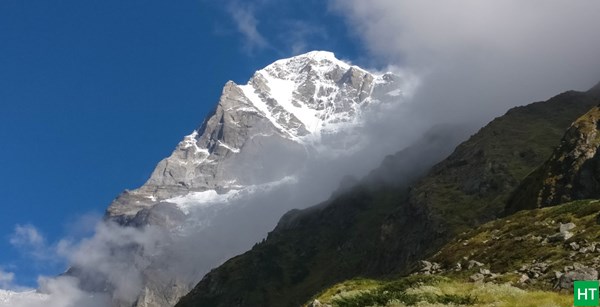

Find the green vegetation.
[
  {"left": 309, "top": 275, "right": 570, "bottom": 307},
  {"left": 507, "top": 106, "right": 600, "bottom": 213},
  {"left": 310, "top": 199, "right": 600, "bottom": 306},
  {"left": 433, "top": 199, "right": 600, "bottom": 289},
  {"left": 413, "top": 91, "right": 599, "bottom": 234}
]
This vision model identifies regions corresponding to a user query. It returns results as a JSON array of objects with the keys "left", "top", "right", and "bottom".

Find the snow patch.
[
  {"left": 217, "top": 141, "right": 240, "bottom": 153},
  {"left": 261, "top": 72, "right": 321, "bottom": 133},
  {"left": 239, "top": 84, "right": 297, "bottom": 140},
  {"left": 180, "top": 130, "right": 209, "bottom": 155},
  {"left": 166, "top": 189, "right": 241, "bottom": 214},
  {"left": 166, "top": 176, "right": 298, "bottom": 214}
]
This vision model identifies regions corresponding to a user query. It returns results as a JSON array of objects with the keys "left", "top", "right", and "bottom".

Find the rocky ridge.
[{"left": 107, "top": 51, "right": 407, "bottom": 222}]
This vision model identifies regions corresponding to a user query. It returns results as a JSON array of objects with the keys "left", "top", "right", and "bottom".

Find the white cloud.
[
  {"left": 9, "top": 224, "right": 53, "bottom": 262},
  {"left": 0, "top": 269, "right": 15, "bottom": 289},
  {"left": 332, "top": 0, "right": 600, "bottom": 124},
  {"left": 227, "top": 1, "right": 269, "bottom": 52},
  {"left": 10, "top": 224, "right": 44, "bottom": 248},
  {"left": 1, "top": 219, "right": 163, "bottom": 306}
]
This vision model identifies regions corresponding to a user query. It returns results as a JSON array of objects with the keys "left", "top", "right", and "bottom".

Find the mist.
[
  {"left": 332, "top": 0, "right": 600, "bottom": 126},
  {"left": 4, "top": 2, "right": 600, "bottom": 306}
]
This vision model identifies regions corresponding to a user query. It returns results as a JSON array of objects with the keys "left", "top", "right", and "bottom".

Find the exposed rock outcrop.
[
  {"left": 73, "top": 51, "right": 412, "bottom": 307},
  {"left": 507, "top": 105, "right": 600, "bottom": 213}
]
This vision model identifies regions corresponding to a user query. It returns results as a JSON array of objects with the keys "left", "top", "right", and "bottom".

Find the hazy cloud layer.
[{"left": 332, "top": 0, "right": 600, "bottom": 124}]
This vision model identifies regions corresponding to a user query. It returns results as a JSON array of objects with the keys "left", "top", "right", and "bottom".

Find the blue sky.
[
  {"left": 0, "top": 0, "right": 367, "bottom": 286},
  {"left": 3, "top": 0, "right": 600, "bottom": 290}
]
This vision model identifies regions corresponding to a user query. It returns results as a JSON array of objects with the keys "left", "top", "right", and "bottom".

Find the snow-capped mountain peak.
[
  {"left": 108, "top": 51, "right": 409, "bottom": 217},
  {"left": 68, "top": 51, "right": 414, "bottom": 307},
  {"left": 239, "top": 51, "right": 393, "bottom": 141}
]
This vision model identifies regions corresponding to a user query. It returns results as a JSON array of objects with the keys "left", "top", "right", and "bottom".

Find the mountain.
[
  {"left": 107, "top": 50, "right": 406, "bottom": 222},
  {"left": 507, "top": 105, "right": 600, "bottom": 213},
  {"left": 65, "top": 51, "right": 413, "bottom": 307},
  {"left": 322, "top": 106, "right": 600, "bottom": 306},
  {"left": 176, "top": 89, "right": 598, "bottom": 307}
]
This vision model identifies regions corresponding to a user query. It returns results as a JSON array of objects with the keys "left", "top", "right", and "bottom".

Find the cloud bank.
[{"left": 332, "top": 0, "right": 600, "bottom": 124}]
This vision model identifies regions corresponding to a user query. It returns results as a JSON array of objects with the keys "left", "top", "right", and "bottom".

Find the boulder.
[
  {"left": 560, "top": 222, "right": 576, "bottom": 233},
  {"left": 469, "top": 273, "right": 485, "bottom": 282},
  {"left": 557, "top": 266, "right": 598, "bottom": 290}
]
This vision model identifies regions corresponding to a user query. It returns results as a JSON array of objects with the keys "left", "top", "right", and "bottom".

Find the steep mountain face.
[
  {"left": 68, "top": 51, "right": 412, "bottom": 307},
  {"left": 108, "top": 51, "right": 405, "bottom": 221},
  {"left": 176, "top": 126, "right": 468, "bottom": 307},
  {"left": 410, "top": 91, "right": 599, "bottom": 233},
  {"left": 507, "top": 105, "right": 600, "bottom": 213},
  {"left": 176, "top": 89, "right": 598, "bottom": 307}
]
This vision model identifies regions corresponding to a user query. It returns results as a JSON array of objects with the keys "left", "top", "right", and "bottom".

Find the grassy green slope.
[
  {"left": 311, "top": 199, "right": 600, "bottom": 307},
  {"left": 308, "top": 275, "right": 570, "bottom": 307},
  {"left": 433, "top": 200, "right": 600, "bottom": 286}
]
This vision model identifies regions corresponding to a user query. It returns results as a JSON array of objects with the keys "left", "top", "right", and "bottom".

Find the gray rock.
[
  {"left": 560, "top": 222, "right": 576, "bottom": 233},
  {"left": 574, "top": 263, "right": 585, "bottom": 270},
  {"left": 455, "top": 262, "right": 462, "bottom": 272},
  {"left": 518, "top": 261, "right": 550, "bottom": 280},
  {"left": 557, "top": 266, "right": 598, "bottom": 290},
  {"left": 309, "top": 300, "right": 330, "bottom": 307},
  {"left": 467, "top": 260, "right": 484, "bottom": 269},
  {"left": 554, "top": 271, "right": 563, "bottom": 279},
  {"left": 469, "top": 273, "right": 485, "bottom": 282},
  {"left": 519, "top": 274, "right": 530, "bottom": 284},
  {"left": 548, "top": 231, "right": 573, "bottom": 242},
  {"left": 419, "top": 260, "right": 442, "bottom": 274},
  {"left": 570, "top": 242, "right": 581, "bottom": 251}
]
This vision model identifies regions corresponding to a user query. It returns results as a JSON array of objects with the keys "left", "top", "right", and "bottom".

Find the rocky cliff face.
[
  {"left": 107, "top": 51, "right": 406, "bottom": 221},
  {"left": 507, "top": 104, "right": 600, "bottom": 213},
  {"left": 73, "top": 51, "right": 412, "bottom": 307}
]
